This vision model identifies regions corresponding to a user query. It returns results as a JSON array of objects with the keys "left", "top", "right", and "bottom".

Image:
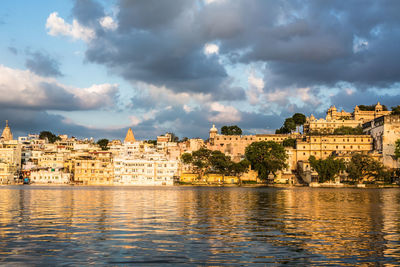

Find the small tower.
[
  {"left": 209, "top": 124, "right": 218, "bottom": 145},
  {"left": 124, "top": 128, "right": 136, "bottom": 143},
  {"left": 375, "top": 102, "right": 383, "bottom": 112},
  {"left": 353, "top": 105, "right": 360, "bottom": 120},
  {"left": 326, "top": 106, "right": 337, "bottom": 120},
  {"left": 1, "top": 120, "right": 13, "bottom": 141}
]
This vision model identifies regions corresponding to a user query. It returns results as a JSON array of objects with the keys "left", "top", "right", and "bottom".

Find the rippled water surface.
[{"left": 1, "top": 186, "right": 400, "bottom": 265}]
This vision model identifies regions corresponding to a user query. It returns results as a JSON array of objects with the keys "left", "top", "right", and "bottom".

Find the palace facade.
[{"left": 304, "top": 102, "right": 391, "bottom": 134}]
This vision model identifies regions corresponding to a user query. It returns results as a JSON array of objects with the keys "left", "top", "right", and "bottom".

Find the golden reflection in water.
[
  {"left": 277, "top": 188, "right": 397, "bottom": 263},
  {"left": 0, "top": 186, "right": 399, "bottom": 265}
]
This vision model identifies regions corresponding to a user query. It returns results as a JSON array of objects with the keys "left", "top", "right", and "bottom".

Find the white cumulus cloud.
[
  {"left": 204, "top": 43, "right": 219, "bottom": 55},
  {"left": 0, "top": 64, "right": 118, "bottom": 110},
  {"left": 99, "top": 16, "right": 118, "bottom": 31},
  {"left": 247, "top": 72, "right": 265, "bottom": 105},
  {"left": 46, "top": 12, "right": 95, "bottom": 42},
  {"left": 208, "top": 102, "right": 241, "bottom": 123}
]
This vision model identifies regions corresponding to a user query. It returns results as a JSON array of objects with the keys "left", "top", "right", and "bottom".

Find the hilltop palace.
[{"left": 0, "top": 102, "right": 399, "bottom": 185}]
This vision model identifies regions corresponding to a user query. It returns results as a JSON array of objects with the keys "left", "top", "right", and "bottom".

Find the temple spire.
[
  {"left": 124, "top": 128, "right": 136, "bottom": 143},
  {"left": 1, "top": 120, "right": 13, "bottom": 141}
]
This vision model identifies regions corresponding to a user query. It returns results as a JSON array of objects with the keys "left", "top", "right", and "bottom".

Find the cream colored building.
[
  {"left": 0, "top": 122, "right": 21, "bottom": 183},
  {"left": 207, "top": 124, "right": 298, "bottom": 162},
  {"left": 113, "top": 129, "right": 179, "bottom": 185},
  {"left": 30, "top": 169, "right": 70, "bottom": 184},
  {"left": 304, "top": 102, "right": 391, "bottom": 134},
  {"left": 363, "top": 114, "right": 400, "bottom": 169},
  {"left": 114, "top": 159, "right": 178, "bottom": 185},
  {"left": 38, "top": 152, "right": 68, "bottom": 169}
]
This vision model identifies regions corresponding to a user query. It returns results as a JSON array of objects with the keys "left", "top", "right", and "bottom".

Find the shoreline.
[{"left": 4, "top": 183, "right": 400, "bottom": 189}]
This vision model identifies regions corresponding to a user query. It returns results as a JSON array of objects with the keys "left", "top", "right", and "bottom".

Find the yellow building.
[
  {"left": 73, "top": 151, "right": 114, "bottom": 185},
  {"left": 207, "top": 124, "right": 298, "bottom": 162},
  {"left": 295, "top": 135, "right": 373, "bottom": 163}
]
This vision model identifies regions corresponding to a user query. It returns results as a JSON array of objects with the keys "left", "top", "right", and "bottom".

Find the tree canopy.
[
  {"left": 346, "top": 153, "right": 389, "bottom": 183},
  {"left": 39, "top": 131, "right": 60, "bottom": 143},
  {"left": 276, "top": 113, "right": 306, "bottom": 134},
  {"left": 97, "top": 139, "right": 109, "bottom": 150},
  {"left": 282, "top": 138, "right": 296, "bottom": 148},
  {"left": 245, "top": 141, "right": 288, "bottom": 181},
  {"left": 181, "top": 148, "right": 250, "bottom": 181},
  {"left": 358, "top": 104, "right": 388, "bottom": 111},
  {"left": 221, "top": 125, "right": 242, "bottom": 135},
  {"left": 309, "top": 155, "right": 345, "bottom": 183},
  {"left": 333, "top": 126, "right": 364, "bottom": 135},
  {"left": 292, "top": 113, "right": 306, "bottom": 126},
  {"left": 391, "top": 105, "right": 400, "bottom": 115}
]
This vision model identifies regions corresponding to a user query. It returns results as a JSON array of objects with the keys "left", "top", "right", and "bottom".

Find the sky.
[{"left": 1, "top": 0, "right": 400, "bottom": 141}]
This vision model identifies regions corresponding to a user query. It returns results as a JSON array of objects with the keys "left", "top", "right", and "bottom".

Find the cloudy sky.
[{"left": 1, "top": 0, "right": 400, "bottom": 140}]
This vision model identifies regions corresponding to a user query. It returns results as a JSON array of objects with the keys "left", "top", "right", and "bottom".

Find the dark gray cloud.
[
  {"left": 81, "top": 0, "right": 400, "bottom": 98},
  {"left": 72, "top": 0, "right": 104, "bottom": 27},
  {"left": 0, "top": 108, "right": 118, "bottom": 140},
  {"left": 25, "top": 50, "right": 63, "bottom": 77},
  {"left": 118, "top": 0, "right": 195, "bottom": 31},
  {"left": 40, "top": 0, "right": 400, "bottom": 139},
  {"left": 330, "top": 88, "right": 400, "bottom": 112}
]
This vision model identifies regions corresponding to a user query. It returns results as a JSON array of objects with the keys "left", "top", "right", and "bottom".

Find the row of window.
[{"left": 216, "top": 137, "right": 286, "bottom": 141}]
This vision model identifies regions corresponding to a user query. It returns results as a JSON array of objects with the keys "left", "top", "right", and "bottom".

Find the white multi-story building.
[
  {"left": 114, "top": 158, "right": 178, "bottom": 185},
  {"left": 30, "top": 169, "right": 70, "bottom": 184},
  {"left": 112, "top": 128, "right": 180, "bottom": 185}
]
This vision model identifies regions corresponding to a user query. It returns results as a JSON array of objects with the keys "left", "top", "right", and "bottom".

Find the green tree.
[
  {"left": 391, "top": 105, "right": 400, "bottom": 115},
  {"left": 333, "top": 126, "right": 364, "bottom": 135},
  {"left": 39, "top": 131, "right": 60, "bottom": 143},
  {"left": 309, "top": 155, "right": 345, "bottom": 183},
  {"left": 228, "top": 159, "right": 250, "bottom": 185},
  {"left": 181, "top": 153, "right": 193, "bottom": 164},
  {"left": 395, "top": 139, "right": 400, "bottom": 159},
  {"left": 146, "top": 140, "right": 157, "bottom": 145},
  {"left": 97, "top": 139, "right": 109, "bottom": 150},
  {"left": 284, "top": 118, "right": 296, "bottom": 133},
  {"left": 359, "top": 104, "right": 388, "bottom": 111},
  {"left": 346, "top": 153, "right": 389, "bottom": 183},
  {"left": 209, "top": 150, "right": 231, "bottom": 175},
  {"left": 191, "top": 148, "right": 212, "bottom": 180},
  {"left": 221, "top": 125, "right": 243, "bottom": 135},
  {"left": 282, "top": 138, "right": 296, "bottom": 148},
  {"left": 245, "top": 141, "right": 288, "bottom": 182},
  {"left": 292, "top": 113, "right": 306, "bottom": 132}
]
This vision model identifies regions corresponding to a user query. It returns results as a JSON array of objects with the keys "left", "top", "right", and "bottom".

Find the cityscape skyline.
[{"left": 1, "top": 1, "right": 400, "bottom": 140}]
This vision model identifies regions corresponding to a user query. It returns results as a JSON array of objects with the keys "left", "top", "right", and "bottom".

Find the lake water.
[{"left": 0, "top": 186, "right": 399, "bottom": 265}]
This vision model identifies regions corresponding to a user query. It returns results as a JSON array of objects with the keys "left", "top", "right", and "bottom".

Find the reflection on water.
[{"left": 0, "top": 186, "right": 400, "bottom": 265}]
